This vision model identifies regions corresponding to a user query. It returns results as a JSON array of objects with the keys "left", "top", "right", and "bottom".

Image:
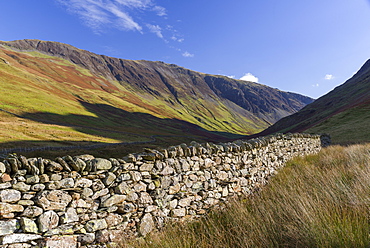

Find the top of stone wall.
[{"left": 0, "top": 133, "right": 330, "bottom": 177}]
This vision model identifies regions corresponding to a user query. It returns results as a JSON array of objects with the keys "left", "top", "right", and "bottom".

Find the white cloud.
[
  {"left": 57, "top": 0, "right": 166, "bottom": 33},
  {"left": 312, "top": 83, "right": 319, "bottom": 87},
  {"left": 182, "top": 51, "right": 194, "bottom": 58},
  {"left": 171, "top": 36, "right": 184, "bottom": 42},
  {"left": 226, "top": 75, "right": 235, "bottom": 79},
  {"left": 146, "top": 24, "right": 163, "bottom": 38},
  {"left": 152, "top": 5, "right": 166, "bottom": 16},
  {"left": 240, "top": 73, "right": 259, "bottom": 83},
  {"left": 324, "top": 74, "right": 334, "bottom": 80}
]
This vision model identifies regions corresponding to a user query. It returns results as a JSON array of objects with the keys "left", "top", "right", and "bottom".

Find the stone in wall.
[{"left": 0, "top": 133, "right": 327, "bottom": 247}]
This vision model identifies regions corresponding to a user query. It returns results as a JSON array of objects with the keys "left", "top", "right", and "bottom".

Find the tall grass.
[{"left": 127, "top": 144, "right": 370, "bottom": 248}]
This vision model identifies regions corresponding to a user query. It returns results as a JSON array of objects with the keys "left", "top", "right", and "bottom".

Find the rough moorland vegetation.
[{"left": 129, "top": 144, "right": 370, "bottom": 248}]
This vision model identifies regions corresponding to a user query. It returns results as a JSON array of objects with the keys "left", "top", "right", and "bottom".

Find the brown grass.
[{"left": 125, "top": 144, "right": 370, "bottom": 248}]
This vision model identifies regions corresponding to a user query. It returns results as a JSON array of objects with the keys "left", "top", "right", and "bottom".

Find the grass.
[
  {"left": 127, "top": 144, "right": 370, "bottom": 248},
  {"left": 307, "top": 104, "right": 370, "bottom": 144}
]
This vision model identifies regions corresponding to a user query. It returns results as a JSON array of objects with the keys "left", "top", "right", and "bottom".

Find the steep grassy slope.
[
  {"left": 258, "top": 59, "right": 370, "bottom": 144},
  {"left": 0, "top": 39, "right": 313, "bottom": 149}
]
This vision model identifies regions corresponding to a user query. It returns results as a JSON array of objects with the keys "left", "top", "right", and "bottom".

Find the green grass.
[
  {"left": 127, "top": 144, "right": 370, "bottom": 248},
  {"left": 307, "top": 104, "right": 370, "bottom": 144}
]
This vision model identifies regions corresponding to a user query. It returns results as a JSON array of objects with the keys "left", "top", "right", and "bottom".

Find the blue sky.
[{"left": 1, "top": 0, "right": 370, "bottom": 98}]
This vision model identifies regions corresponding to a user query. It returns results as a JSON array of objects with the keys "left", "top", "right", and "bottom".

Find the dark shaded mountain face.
[
  {"left": 0, "top": 39, "right": 313, "bottom": 147},
  {"left": 258, "top": 59, "right": 370, "bottom": 144}
]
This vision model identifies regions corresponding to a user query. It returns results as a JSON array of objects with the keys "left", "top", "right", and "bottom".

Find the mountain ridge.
[
  {"left": 0, "top": 39, "right": 313, "bottom": 150},
  {"left": 256, "top": 58, "right": 370, "bottom": 144}
]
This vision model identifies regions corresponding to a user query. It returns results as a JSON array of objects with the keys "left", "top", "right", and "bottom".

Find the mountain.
[
  {"left": 0, "top": 39, "right": 313, "bottom": 150},
  {"left": 257, "top": 59, "right": 370, "bottom": 144}
]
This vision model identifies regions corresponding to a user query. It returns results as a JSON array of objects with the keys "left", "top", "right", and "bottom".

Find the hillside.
[
  {"left": 0, "top": 39, "right": 313, "bottom": 150},
  {"left": 258, "top": 59, "right": 370, "bottom": 144}
]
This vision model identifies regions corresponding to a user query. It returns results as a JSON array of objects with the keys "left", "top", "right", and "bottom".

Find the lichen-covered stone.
[
  {"left": 85, "top": 219, "right": 108, "bottom": 232},
  {"left": 88, "top": 158, "right": 112, "bottom": 171},
  {"left": 20, "top": 217, "right": 38, "bottom": 233}
]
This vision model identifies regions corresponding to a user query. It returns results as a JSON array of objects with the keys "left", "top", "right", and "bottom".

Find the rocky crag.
[{"left": 0, "top": 133, "right": 330, "bottom": 247}]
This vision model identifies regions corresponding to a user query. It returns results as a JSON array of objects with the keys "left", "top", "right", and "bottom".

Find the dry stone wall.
[{"left": 0, "top": 133, "right": 330, "bottom": 247}]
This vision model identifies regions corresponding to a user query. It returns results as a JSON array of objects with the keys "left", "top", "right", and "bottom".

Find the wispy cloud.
[
  {"left": 240, "top": 73, "right": 259, "bottom": 83},
  {"left": 56, "top": 0, "right": 166, "bottom": 33},
  {"left": 182, "top": 51, "right": 194, "bottom": 58},
  {"left": 312, "top": 83, "right": 319, "bottom": 87},
  {"left": 324, "top": 74, "right": 334, "bottom": 80},
  {"left": 146, "top": 24, "right": 163, "bottom": 38}
]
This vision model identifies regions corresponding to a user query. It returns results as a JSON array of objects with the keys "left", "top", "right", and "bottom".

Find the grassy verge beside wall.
[{"left": 129, "top": 144, "right": 370, "bottom": 248}]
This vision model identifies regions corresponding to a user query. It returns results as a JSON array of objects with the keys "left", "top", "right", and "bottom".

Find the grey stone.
[
  {"left": 35, "top": 190, "right": 72, "bottom": 211},
  {"left": 22, "top": 206, "right": 43, "bottom": 218},
  {"left": 1, "top": 233, "right": 42, "bottom": 244},
  {"left": 75, "top": 178, "right": 93, "bottom": 188},
  {"left": 0, "top": 162, "right": 6, "bottom": 173},
  {"left": 139, "top": 163, "right": 154, "bottom": 171},
  {"left": 92, "top": 188, "right": 109, "bottom": 200},
  {"left": 139, "top": 213, "right": 155, "bottom": 236},
  {"left": 102, "top": 172, "right": 116, "bottom": 186},
  {"left": 85, "top": 219, "right": 108, "bottom": 232},
  {"left": 81, "top": 188, "right": 94, "bottom": 199},
  {"left": 46, "top": 161, "right": 63, "bottom": 172},
  {"left": 133, "top": 181, "right": 147, "bottom": 192},
  {"left": 36, "top": 235, "right": 77, "bottom": 248},
  {"left": 0, "top": 202, "right": 23, "bottom": 215},
  {"left": 61, "top": 207, "right": 79, "bottom": 224},
  {"left": 0, "top": 219, "right": 20, "bottom": 235},
  {"left": 0, "top": 189, "right": 21, "bottom": 203},
  {"left": 139, "top": 192, "right": 153, "bottom": 205},
  {"left": 160, "top": 166, "right": 175, "bottom": 175},
  {"left": 25, "top": 175, "right": 39, "bottom": 184},
  {"left": 172, "top": 208, "right": 186, "bottom": 217},
  {"left": 89, "top": 158, "right": 112, "bottom": 171},
  {"left": 12, "top": 182, "right": 31, "bottom": 192},
  {"left": 30, "top": 183, "right": 45, "bottom": 191},
  {"left": 0, "top": 182, "right": 11, "bottom": 189},
  {"left": 105, "top": 213, "right": 123, "bottom": 228},
  {"left": 59, "top": 178, "right": 75, "bottom": 188},
  {"left": 114, "top": 181, "right": 130, "bottom": 194},
  {"left": 91, "top": 179, "right": 105, "bottom": 191},
  {"left": 50, "top": 173, "right": 62, "bottom": 181},
  {"left": 101, "top": 194, "right": 126, "bottom": 208},
  {"left": 38, "top": 210, "right": 59, "bottom": 232},
  {"left": 178, "top": 197, "right": 194, "bottom": 207},
  {"left": 77, "top": 233, "right": 95, "bottom": 245}
]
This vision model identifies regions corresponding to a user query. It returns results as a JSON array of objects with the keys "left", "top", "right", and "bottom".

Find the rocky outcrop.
[{"left": 0, "top": 133, "right": 330, "bottom": 247}]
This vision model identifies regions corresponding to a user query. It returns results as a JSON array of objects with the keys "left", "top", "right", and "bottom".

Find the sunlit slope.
[
  {"left": 0, "top": 39, "right": 313, "bottom": 147},
  {"left": 258, "top": 59, "right": 370, "bottom": 144}
]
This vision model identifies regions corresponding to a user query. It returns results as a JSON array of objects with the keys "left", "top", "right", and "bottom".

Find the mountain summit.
[
  {"left": 0, "top": 39, "right": 313, "bottom": 149},
  {"left": 258, "top": 59, "right": 370, "bottom": 144}
]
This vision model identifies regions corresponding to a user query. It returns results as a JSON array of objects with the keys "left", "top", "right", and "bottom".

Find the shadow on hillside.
[{"left": 0, "top": 100, "right": 244, "bottom": 157}]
